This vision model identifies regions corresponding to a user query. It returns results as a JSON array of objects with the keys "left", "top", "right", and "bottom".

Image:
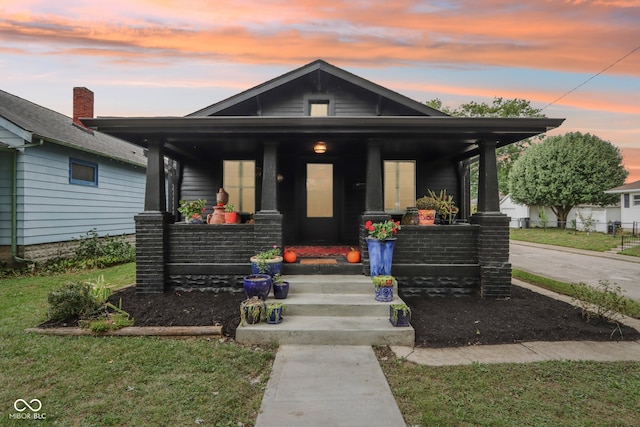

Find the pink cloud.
[{"left": 1, "top": 0, "right": 639, "bottom": 77}]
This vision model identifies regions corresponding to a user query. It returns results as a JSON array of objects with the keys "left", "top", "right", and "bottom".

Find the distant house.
[
  {"left": 0, "top": 88, "right": 147, "bottom": 267},
  {"left": 499, "top": 194, "right": 620, "bottom": 233},
  {"left": 605, "top": 180, "right": 640, "bottom": 231},
  {"left": 86, "top": 59, "right": 564, "bottom": 298}
]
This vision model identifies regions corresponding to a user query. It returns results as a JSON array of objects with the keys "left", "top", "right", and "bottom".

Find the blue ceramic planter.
[
  {"left": 374, "top": 286, "right": 394, "bottom": 302},
  {"left": 250, "top": 256, "right": 283, "bottom": 276},
  {"left": 273, "top": 282, "right": 289, "bottom": 299},
  {"left": 243, "top": 274, "right": 272, "bottom": 300},
  {"left": 367, "top": 238, "right": 396, "bottom": 277}
]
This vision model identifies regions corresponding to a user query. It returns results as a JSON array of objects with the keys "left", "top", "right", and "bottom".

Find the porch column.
[
  {"left": 255, "top": 141, "right": 282, "bottom": 251},
  {"left": 470, "top": 140, "right": 511, "bottom": 299},
  {"left": 361, "top": 140, "right": 389, "bottom": 275},
  {"left": 135, "top": 138, "right": 170, "bottom": 294},
  {"left": 476, "top": 140, "right": 499, "bottom": 213},
  {"left": 364, "top": 140, "right": 385, "bottom": 215},
  {"left": 144, "top": 139, "right": 166, "bottom": 212},
  {"left": 259, "top": 141, "right": 278, "bottom": 213}
]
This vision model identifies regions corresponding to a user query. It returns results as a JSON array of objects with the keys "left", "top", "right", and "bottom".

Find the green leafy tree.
[
  {"left": 427, "top": 97, "right": 545, "bottom": 196},
  {"left": 509, "top": 132, "right": 627, "bottom": 228}
]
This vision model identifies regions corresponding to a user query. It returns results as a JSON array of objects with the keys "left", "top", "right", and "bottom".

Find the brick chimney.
[{"left": 73, "top": 87, "right": 94, "bottom": 127}]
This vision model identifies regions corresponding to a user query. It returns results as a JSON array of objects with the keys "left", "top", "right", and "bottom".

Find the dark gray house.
[{"left": 85, "top": 60, "right": 564, "bottom": 297}]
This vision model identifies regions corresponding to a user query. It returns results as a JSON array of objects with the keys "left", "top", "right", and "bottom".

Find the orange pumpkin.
[
  {"left": 284, "top": 250, "right": 297, "bottom": 263},
  {"left": 346, "top": 247, "right": 361, "bottom": 263}
]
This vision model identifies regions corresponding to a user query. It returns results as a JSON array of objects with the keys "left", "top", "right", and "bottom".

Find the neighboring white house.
[
  {"left": 499, "top": 194, "right": 621, "bottom": 233},
  {"left": 605, "top": 180, "right": 640, "bottom": 233},
  {"left": 0, "top": 87, "right": 147, "bottom": 266}
]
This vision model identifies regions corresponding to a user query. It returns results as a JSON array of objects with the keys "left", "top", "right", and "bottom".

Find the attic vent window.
[{"left": 309, "top": 101, "right": 329, "bottom": 116}]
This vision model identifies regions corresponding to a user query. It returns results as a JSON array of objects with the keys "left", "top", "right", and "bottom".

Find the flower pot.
[
  {"left": 374, "top": 286, "right": 394, "bottom": 302},
  {"left": 250, "top": 256, "right": 283, "bottom": 276},
  {"left": 243, "top": 274, "right": 272, "bottom": 300},
  {"left": 273, "top": 281, "right": 289, "bottom": 299},
  {"left": 266, "top": 304, "right": 284, "bottom": 324},
  {"left": 389, "top": 305, "right": 411, "bottom": 327},
  {"left": 366, "top": 238, "right": 396, "bottom": 277},
  {"left": 418, "top": 209, "right": 436, "bottom": 225},
  {"left": 240, "top": 299, "right": 265, "bottom": 325},
  {"left": 216, "top": 188, "right": 229, "bottom": 206},
  {"left": 372, "top": 275, "right": 395, "bottom": 302},
  {"left": 224, "top": 212, "right": 238, "bottom": 224}
]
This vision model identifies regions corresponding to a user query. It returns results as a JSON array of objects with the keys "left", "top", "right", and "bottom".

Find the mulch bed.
[{"left": 40, "top": 285, "right": 640, "bottom": 347}]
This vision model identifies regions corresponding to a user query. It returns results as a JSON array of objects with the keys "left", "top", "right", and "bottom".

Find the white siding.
[
  {"left": 620, "top": 192, "right": 640, "bottom": 226},
  {"left": 16, "top": 143, "right": 145, "bottom": 245}
]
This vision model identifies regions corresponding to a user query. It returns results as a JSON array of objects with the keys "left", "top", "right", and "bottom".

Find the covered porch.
[{"left": 85, "top": 115, "right": 563, "bottom": 298}]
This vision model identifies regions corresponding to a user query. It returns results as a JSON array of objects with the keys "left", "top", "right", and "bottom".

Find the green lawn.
[
  {"left": 379, "top": 349, "right": 640, "bottom": 427},
  {"left": 4, "top": 262, "right": 640, "bottom": 426},
  {"left": 0, "top": 263, "right": 274, "bottom": 426},
  {"left": 510, "top": 227, "right": 621, "bottom": 252}
]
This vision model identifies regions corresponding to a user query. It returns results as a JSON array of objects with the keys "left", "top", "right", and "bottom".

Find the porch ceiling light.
[{"left": 314, "top": 141, "right": 327, "bottom": 154}]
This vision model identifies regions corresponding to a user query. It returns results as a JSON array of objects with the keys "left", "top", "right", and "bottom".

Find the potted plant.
[
  {"left": 272, "top": 274, "right": 290, "bottom": 299},
  {"left": 372, "top": 275, "right": 395, "bottom": 302},
  {"left": 364, "top": 220, "right": 401, "bottom": 277},
  {"left": 428, "top": 189, "right": 459, "bottom": 224},
  {"left": 415, "top": 195, "right": 438, "bottom": 225},
  {"left": 265, "top": 302, "right": 286, "bottom": 324},
  {"left": 243, "top": 274, "right": 272, "bottom": 300},
  {"left": 224, "top": 204, "right": 238, "bottom": 224},
  {"left": 240, "top": 297, "right": 265, "bottom": 325},
  {"left": 178, "top": 199, "right": 207, "bottom": 223},
  {"left": 250, "top": 246, "right": 283, "bottom": 276},
  {"left": 389, "top": 303, "right": 411, "bottom": 327}
]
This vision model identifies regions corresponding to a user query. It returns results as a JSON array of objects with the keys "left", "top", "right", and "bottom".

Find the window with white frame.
[
  {"left": 384, "top": 160, "right": 415, "bottom": 212},
  {"left": 69, "top": 158, "right": 98, "bottom": 186},
  {"left": 223, "top": 160, "right": 255, "bottom": 213},
  {"left": 634, "top": 194, "right": 640, "bottom": 206}
]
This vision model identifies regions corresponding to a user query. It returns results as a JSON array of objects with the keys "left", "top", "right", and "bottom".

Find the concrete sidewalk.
[{"left": 255, "top": 345, "right": 406, "bottom": 427}]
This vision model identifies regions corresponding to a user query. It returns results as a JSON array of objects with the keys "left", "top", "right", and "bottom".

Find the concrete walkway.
[{"left": 255, "top": 345, "right": 406, "bottom": 427}]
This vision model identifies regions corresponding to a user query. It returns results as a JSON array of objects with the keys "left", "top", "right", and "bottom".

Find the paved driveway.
[{"left": 510, "top": 241, "right": 640, "bottom": 302}]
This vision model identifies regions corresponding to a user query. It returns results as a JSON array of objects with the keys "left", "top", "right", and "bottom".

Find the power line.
[{"left": 541, "top": 45, "right": 640, "bottom": 111}]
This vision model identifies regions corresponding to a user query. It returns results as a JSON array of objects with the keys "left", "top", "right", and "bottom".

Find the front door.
[{"left": 299, "top": 161, "right": 340, "bottom": 244}]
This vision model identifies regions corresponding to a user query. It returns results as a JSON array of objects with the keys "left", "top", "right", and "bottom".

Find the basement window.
[{"left": 69, "top": 158, "right": 98, "bottom": 186}]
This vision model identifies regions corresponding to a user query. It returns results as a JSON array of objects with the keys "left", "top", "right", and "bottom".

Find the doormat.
[
  {"left": 299, "top": 258, "right": 338, "bottom": 265},
  {"left": 286, "top": 246, "right": 351, "bottom": 257}
]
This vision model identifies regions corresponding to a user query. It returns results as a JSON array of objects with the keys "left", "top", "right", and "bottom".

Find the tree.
[
  {"left": 509, "top": 132, "right": 628, "bottom": 228},
  {"left": 427, "top": 97, "right": 545, "bottom": 196}
]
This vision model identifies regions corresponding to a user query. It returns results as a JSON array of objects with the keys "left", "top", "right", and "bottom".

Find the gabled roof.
[
  {"left": 605, "top": 180, "right": 640, "bottom": 193},
  {"left": 187, "top": 59, "right": 447, "bottom": 117},
  {"left": 0, "top": 89, "right": 146, "bottom": 167}
]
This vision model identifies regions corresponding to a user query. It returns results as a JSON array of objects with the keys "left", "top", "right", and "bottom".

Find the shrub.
[
  {"left": 47, "top": 282, "right": 101, "bottom": 322},
  {"left": 570, "top": 280, "right": 631, "bottom": 323}
]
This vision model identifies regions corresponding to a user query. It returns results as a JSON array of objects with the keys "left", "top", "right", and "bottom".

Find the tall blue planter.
[{"left": 367, "top": 238, "right": 396, "bottom": 276}]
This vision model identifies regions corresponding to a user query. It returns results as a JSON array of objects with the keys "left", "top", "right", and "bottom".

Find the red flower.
[{"left": 365, "top": 220, "right": 374, "bottom": 231}]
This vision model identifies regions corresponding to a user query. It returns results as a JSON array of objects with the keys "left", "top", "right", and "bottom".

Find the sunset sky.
[{"left": 1, "top": 0, "right": 639, "bottom": 182}]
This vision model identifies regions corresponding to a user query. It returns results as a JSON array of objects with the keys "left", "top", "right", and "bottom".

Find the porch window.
[
  {"left": 634, "top": 195, "right": 640, "bottom": 206},
  {"left": 223, "top": 160, "right": 255, "bottom": 213},
  {"left": 384, "top": 160, "right": 415, "bottom": 212}
]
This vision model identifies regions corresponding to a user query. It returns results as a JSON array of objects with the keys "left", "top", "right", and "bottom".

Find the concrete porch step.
[
  {"left": 235, "top": 315, "right": 415, "bottom": 346},
  {"left": 236, "top": 274, "right": 415, "bottom": 346},
  {"left": 284, "top": 274, "right": 380, "bottom": 295},
  {"left": 280, "top": 293, "right": 400, "bottom": 317}
]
